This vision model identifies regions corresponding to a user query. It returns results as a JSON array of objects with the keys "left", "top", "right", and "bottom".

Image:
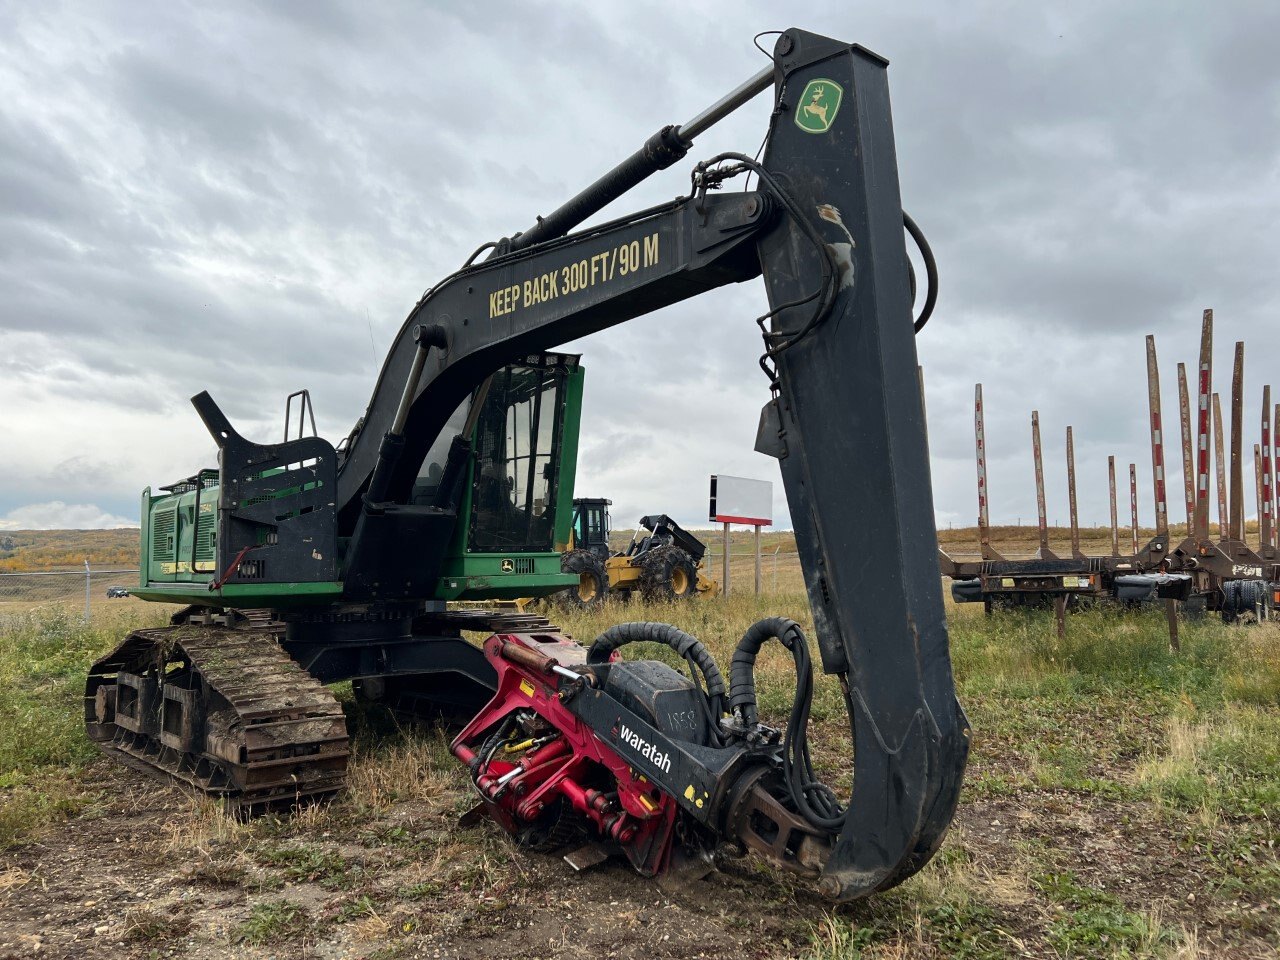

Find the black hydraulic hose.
[
  {"left": 903, "top": 210, "right": 938, "bottom": 333},
  {"left": 588, "top": 621, "right": 727, "bottom": 742},
  {"left": 730, "top": 618, "right": 845, "bottom": 833},
  {"left": 692, "top": 153, "right": 838, "bottom": 378}
]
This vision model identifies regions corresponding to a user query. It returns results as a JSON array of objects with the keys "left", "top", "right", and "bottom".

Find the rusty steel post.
[
  {"left": 1193, "top": 310, "right": 1213, "bottom": 542},
  {"left": 1108, "top": 455, "right": 1119, "bottom": 557},
  {"left": 1165, "top": 598, "right": 1180, "bottom": 653},
  {"left": 1066, "top": 426, "right": 1082, "bottom": 558},
  {"left": 974, "top": 383, "right": 999, "bottom": 560},
  {"left": 1054, "top": 594, "right": 1067, "bottom": 640},
  {"left": 1230, "top": 341, "right": 1245, "bottom": 543},
  {"left": 1261, "top": 385, "right": 1274, "bottom": 554},
  {"left": 1130, "top": 462, "right": 1140, "bottom": 554},
  {"left": 1274, "top": 402, "right": 1280, "bottom": 549},
  {"left": 1032, "top": 411, "right": 1055, "bottom": 559},
  {"left": 1213, "top": 392, "right": 1228, "bottom": 539},
  {"left": 1145, "top": 335, "right": 1169, "bottom": 537},
  {"left": 1177, "top": 362, "right": 1195, "bottom": 538},
  {"left": 1255, "top": 444, "right": 1264, "bottom": 548}
]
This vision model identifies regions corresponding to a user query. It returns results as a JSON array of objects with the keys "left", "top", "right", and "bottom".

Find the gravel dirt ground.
[{"left": 2, "top": 717, "right": 1276, "bottom": 960}]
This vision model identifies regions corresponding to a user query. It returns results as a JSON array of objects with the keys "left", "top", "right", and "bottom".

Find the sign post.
[
  {"left": 723, "top": 522, "right": 731, "bottom": 597},
  {"left": 709, "top": 475, "right": 773, "bottom": 596}
]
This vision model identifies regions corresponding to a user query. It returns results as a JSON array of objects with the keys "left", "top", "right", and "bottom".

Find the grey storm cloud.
[{"left": 1, "top": 1, "right": 1278, "bottom": 535}]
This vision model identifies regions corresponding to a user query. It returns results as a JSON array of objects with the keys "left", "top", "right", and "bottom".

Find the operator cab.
[
  {"left": 412, "top": 353, "right": 581, "bottom": 554},
  {"left": 571, "top": 497, "right": 612, "bottom": 562}
]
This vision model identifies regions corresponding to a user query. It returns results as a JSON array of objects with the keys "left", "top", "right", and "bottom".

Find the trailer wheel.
[
  {"left": 639, "top": 546, "right": 698, "bottom": 601},
  {"left": 1222, "top": 580, "right": 1270, "bottom": 624},
  {"left": 556, "top": 549, "right": 607, "bottom": 608},
  {"left": 1220, "top": 580, "right": 1242, "bottom": 623}
]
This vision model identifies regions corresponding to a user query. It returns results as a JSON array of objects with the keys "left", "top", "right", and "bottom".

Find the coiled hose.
[
  {"left": 730, "top": 617, "right": 845, "bottom": 832},
  {"left": 588, "top": 621, "right": 727, "bottom": 745}
]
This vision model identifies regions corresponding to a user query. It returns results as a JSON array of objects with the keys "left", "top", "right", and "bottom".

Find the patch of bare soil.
[
  {"left": 3, "top": 731, "right": 1277, "bottom": 959},
  {"left": 0, "top": 764, "right": 820, "bottom": 960}
]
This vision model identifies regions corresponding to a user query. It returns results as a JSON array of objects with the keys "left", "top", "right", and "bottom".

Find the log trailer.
[
  {"left": 86, "top": 29, "right": 969, "bottom": 900},
  {"left": 943, "top": 309, "right": 1279, "bottom": 622}
]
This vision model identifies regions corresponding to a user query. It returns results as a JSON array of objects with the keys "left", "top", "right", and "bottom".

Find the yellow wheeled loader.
[{"left": 557, "top": 499, "right": 719, "bottom": 607}]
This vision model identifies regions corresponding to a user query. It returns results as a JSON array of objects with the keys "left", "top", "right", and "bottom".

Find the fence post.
[
  {"left": 753, "top": 524, "right": 762, "bottom": 595},
  {"left": 84, "top": 558, "right": 91, "bottom": 622},
  {"left": 1165, "top": 598, "right": 1180, "bottom": 652},
  {"left": 773, "top": 546, "right": 780, "bottom": 592}
]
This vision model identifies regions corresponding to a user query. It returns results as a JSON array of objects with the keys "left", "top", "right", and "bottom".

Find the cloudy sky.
[{"left": 2, "top": 1, "right": 1278, "bottom": 536}]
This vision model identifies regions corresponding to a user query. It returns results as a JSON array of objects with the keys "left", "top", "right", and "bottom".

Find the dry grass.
[
  {"left": 2, "top": 578, "right": 1279, "bottom": 957},
  {"left": 0, "top": 866, "right": 30, "bottom": 893},
  {"left": 1135, "top": 716, "right": 1208, "bottom": 790},
  {"left": 161, "top": 795, "right": 250, "bottom": 857},
  {"left": 343, "top": 732, "right": 456, "bottom": 812},
  {"left": 1224, "top": 622, "right": 1280, "bottom": 704},
  {"left": 121, "top": 905, "right": 192, "bottom": 943}
]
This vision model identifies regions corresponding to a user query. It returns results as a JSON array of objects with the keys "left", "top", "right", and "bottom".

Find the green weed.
[
  {"left": 236, "top": 900, "right": 310, "bottom": 944},
  {"left": 1035, "top": 872, "right": 1173, "bottom": 957},
  {"left": 252, "top": 843, "right": 354, "bottom": 888},
  {"left": 801, "top": 915, "right": 880, "bottom": 959}
]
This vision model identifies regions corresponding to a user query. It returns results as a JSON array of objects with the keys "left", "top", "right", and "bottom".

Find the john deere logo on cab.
[
  {"left": 500, "top": 558, "right": 514, "bottom": 572},
  {"left": 795, "top": 78, "right": 842, "bottom": 134}
]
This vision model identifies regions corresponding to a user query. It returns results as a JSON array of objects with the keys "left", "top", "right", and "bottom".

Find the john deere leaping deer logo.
[{"left": 795, "top": 78, "right": 843, "bottom": 134}]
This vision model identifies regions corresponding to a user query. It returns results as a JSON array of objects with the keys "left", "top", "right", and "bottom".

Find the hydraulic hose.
[
  {"left": 730, "top": 617, "right": 845, "bottom": 833},
  {"left": 903, "top": 210, "right": 938, "bottom": 333}
]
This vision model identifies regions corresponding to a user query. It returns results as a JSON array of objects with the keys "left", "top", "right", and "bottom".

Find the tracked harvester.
[{"left": 88, "top": 29, "right": 969, "bottom": 900}]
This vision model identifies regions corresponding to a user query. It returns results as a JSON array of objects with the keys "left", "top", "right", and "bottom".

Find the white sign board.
[{"left": 709, "top": 475, "right": 773, "bottom": 526}]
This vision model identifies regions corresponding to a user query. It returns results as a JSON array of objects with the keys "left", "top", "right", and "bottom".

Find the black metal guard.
[{"left": 191, "top": 391, "right": 337, "bottom": 585}]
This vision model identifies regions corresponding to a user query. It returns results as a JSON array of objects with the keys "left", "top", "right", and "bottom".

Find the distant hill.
[{"left": 0, "top": 529, "right": 140, "bottom": 571}]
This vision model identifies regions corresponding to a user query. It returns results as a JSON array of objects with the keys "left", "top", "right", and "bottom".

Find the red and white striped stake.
[
  {"left": 1255, "top": 445, "right": 1264, "bottom": 548},
  {"left": 1145, "top": 335, "right": 1169, "bottom": 536},
  {"left": 1230, "top": 342, "right": 1245, "bottom": 543},
  {"left": 1193, "top": 310, "right": 1213, "bottom": 541},
  {"left": 1177, "top": 362, "right": 1195, "bottom": 537},
  {"left": 1269, "top": 399, "right": 1280, "bottom": 547},
  {"left": 1262, "top": 385, "right": 1274, "bottom": 552}
]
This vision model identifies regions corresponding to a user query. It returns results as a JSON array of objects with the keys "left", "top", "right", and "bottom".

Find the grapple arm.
[{"left": 751, "top": 31, "right": 969, "bottom": 897}]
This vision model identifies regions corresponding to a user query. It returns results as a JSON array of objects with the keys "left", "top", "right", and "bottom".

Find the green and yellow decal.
[{"left": 794, "top": 78, "right": 843, "bottom": 134}]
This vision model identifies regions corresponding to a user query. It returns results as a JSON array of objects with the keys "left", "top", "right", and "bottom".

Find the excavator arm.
[{"left": 421, "top": 30, "right": 968, "bottom": 899}]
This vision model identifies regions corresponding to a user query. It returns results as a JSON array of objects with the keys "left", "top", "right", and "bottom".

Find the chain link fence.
[
  {"left": 0, "top": 567, "right": 140, "bottom": 620},
  {"left": 702, "top": 546, "right": 804, "bottom": 594}
]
